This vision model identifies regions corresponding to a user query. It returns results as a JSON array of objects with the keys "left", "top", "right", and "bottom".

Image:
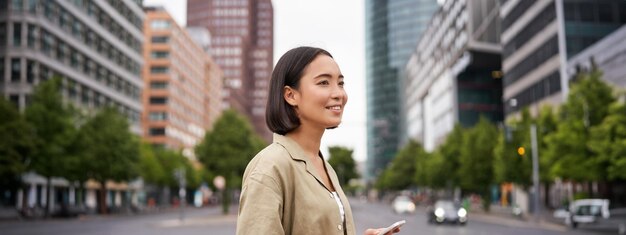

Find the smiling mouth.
[{"left": 326, "top": 105, "right": 341, "bottom": 110}]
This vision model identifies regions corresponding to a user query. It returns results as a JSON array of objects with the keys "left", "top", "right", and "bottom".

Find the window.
[
  {"left": 26, "top": 60, "right": 34, "bottom": 83},
  {"left": 150, "top": 81, "right": 168, "bottom": 89},
  {"left": 150, "top": 20, "right": 171, "bottom": 29},
  {"left": 150, "top": 66, "right": 168, "bottom": 74},
  {"left": 0, "top": 23, "right": 6, "bottom": 46},
  {"left": 72, "top": 21, "right": 83, "bottom": 40},
  {"left": 150, "top": 51, "right": 169, "bottom": 58},
  {"left": 27, "top": 24, "right": 35, "bottom": 48},
  {"left": 27, "top": 0, "right": 37, "bottom": 13},
  {"left": 0, "top": 57, "right": 4, "bottom": 78},
  {"left": 579, "top": 3, "right": 594, "bottom": 21},
  {"left": 149, "top": 97, "right": 167, "bottom": 104},
  {"left": 149, "top": 112, "right": 168, "bottom": 121},
  {"left": 57, "top": 42, "right": 66, "bottom": 61},
  {"left": 11, "top": 58, "right": 20, "bottom": 82},
  {"left": 81, "top": 86, "right": 89, "bottom": 105},
  {"left": 70, "top": 50, "right": 79, "bottom": 68},
  {"left": 11, "top": 0, "right": 22, "bottom": 11},
  {"left": 149, "top": 128, "right": 166, "bottom": 136},
  {"left": 598, "top": 3, "right": 614, "bottom": 23},
  {"left": 41, "top": 31, "right": 54, "bottom": 55},
  {"left": 9, "top": 95, "right": 19, "bottom": 107},
  {"left": 13, "top": 23, "right": 21, "bottom": 47},
  {"left": 151, "top": 36, "right": 169, "bottom": 43}
]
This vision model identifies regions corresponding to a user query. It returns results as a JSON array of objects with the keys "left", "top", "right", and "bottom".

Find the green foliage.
[
  {"left": 493, "top": 109, "right": 532, "bottom": 188},
  {"left": 459, "top": 116, "right": 498, "bottom": 210},
  {"left": 589, "top": 100, "right": 626, "bottom": 180},
  {"left": 545, "top": 69, "right": 615, "bottom": 182},
  {"left": 154, "top": 149, "right": 185, "bottom": 187},
  {"left": 0, "top": 98, "right": 35, "bottom": 186},
  {"left": 536, "top": 105, "right": 559, "bottom": 182},
  {"left": 139, "top": 143, "right": 165, "bottom": 185},
  {"left": 74, "top": 107, "right": 139, "bottom": 183},
  {"left": 432, "top": 124, "right": 464, "bottom": 189},
  {"left": 196, "top": 109, "right": 265, "bottom": 189},
  {"left": 24, "top": 77, "right": 77, "bottom": 179},
  {"left": 375, "top": 140, "right": 422, "bottom": 190},
  {"left": 195, "top": 109, "right": 265, "bottom": 214},
  {"left": 328, "top": 146, "right": 359, "bottom": 186}
]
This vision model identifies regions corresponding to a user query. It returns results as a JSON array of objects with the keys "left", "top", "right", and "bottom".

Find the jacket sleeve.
[{"left": 236, "top": 171, "right": 284, "bottom": 235}]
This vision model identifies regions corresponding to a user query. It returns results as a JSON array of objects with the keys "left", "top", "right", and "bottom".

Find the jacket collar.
[{"left": 273, "top": 133, "right": 335, "bottom": 191}]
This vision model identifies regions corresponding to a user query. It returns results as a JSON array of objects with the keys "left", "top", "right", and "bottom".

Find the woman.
[{"left": 236, "top": 47, "right": 400, "bottom": 235}]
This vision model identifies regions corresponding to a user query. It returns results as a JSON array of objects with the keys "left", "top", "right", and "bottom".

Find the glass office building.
[
  {"left": 365, "top": 0, "right": 438, "bottom": 181},
  {"left": 501, "top": 0, "right": 626, "bottom": 117}
]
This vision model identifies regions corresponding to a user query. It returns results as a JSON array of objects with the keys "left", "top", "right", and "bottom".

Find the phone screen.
[{"left": 377, "top": 220, "right": 406, "bottom": 235}]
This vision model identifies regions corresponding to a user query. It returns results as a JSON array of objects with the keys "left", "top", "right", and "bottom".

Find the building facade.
[
  {"left": 501, "top": 0, "right": 626, "bottom": 118},
  {"left": 567, "top": 25, "right": 626, "bottom": 87},
  {"left": 404, "top": 0, "right": 503, "bottom": 152},
  {"left": 143, "top": 7, "right": 223, "bottom": 158},
  {"left": 0, "top": 0, "right": 144, "bottom": 214},
  {"left": 365, "top": 0, "right": 438, "bottom": 181},
  {"left": 186, "top": 0, "right": 273, "bottom": 141}
]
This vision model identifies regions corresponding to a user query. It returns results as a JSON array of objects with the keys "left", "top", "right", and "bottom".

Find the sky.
[{"left": 143, "top": 0, "right": 368, "bottom": 162}]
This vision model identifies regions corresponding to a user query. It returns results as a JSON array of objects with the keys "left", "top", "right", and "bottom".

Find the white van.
[{"left": 565, "top": 199, "right": 610, "bottom": 228}]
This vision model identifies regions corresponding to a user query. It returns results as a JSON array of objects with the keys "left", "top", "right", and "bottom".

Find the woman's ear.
[{"left": 284, "top": 86, "right": 298, "bottom": 106}]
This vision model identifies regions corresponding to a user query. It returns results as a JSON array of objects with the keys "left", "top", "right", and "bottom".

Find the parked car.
[
  {"left": 392, "top": 195, "right": 416, "bottom": 214},
  {"left": 427, "top": 200, "right": 467, "bottom": 225},
  {"left": 565, "top": 199, "right": 610, "bottom": 228}
]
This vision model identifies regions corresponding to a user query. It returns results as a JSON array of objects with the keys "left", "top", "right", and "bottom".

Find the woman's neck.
[{"left": 286, "top": 125, "right": 324, "bottom": 159}]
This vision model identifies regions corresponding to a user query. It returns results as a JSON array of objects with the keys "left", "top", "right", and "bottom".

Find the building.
[
  {"left": 187, "top": 0, "right": 273, "bottom": 141},
  {"left": 501, "top": 0, "right": 626, "bottom": 118},
  {"left": 0, "top": 0, "right": 144, "bottom": 214},
  {"left": 365, "top": 0, "right": 438, "bottom": 181},
  {"left": 567, "top": 25, "right": 626, "bottom": 87},
  {"left": 143, "top": 7, "right": 223, "bottom": 158},
  {"left": 404, "top": 0, "right": 503, "bottom": 152}
]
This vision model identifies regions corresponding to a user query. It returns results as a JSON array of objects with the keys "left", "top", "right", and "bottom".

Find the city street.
[{"left": 0, "top": 198, "right": 610, "bottom": 235}]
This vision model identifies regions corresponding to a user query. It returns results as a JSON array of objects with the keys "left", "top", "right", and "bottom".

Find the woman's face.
[{"left": 285, "top": 55, "right": 348, "bottom": 130}]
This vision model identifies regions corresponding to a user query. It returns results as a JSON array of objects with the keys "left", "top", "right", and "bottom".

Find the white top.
[{"left": 332, "top": 191, "right": 345, "bottom": 224}]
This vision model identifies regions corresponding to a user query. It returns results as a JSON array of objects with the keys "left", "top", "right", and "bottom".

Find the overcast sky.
[{"left": 143, "top": 0, "right": 367, "bottom": 162}]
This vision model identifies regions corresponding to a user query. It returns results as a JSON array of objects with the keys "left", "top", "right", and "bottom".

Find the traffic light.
[{"left": 517, "top": 147, "right": 525, "bottom": 156}]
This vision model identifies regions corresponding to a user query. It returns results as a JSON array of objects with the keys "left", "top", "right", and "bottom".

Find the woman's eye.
[
  {"left": 338, "top": 81, "right": 345, "bottom": 87},
  {"left": 318, "top": 80, "right": 329, "bottom": 85}
]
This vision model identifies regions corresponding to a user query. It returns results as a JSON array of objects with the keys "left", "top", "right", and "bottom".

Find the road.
[{"left": 0, "top": 198, "right": 610, "bottom": 235}]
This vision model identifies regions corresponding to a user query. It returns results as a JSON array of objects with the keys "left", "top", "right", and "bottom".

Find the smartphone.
[{"left": 377, "top": 220, "right": 406, "bottom": 235}]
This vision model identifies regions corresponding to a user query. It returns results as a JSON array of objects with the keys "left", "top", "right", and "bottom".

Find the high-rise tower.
[
  {"left": 187, "top": 0, "right": 273, "bottom": 141},
  {"left": 365, "top": 0, "right": 438, "bottom": 181}
]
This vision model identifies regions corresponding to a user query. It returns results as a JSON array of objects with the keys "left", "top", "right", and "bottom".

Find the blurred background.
[{"left": 1, "top": 0, "right": 625, "bottom": 234}]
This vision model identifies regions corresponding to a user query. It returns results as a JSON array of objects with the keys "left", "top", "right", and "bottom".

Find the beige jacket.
[{"left": 236, "top": 134, "right": 356, "bottom": 235}]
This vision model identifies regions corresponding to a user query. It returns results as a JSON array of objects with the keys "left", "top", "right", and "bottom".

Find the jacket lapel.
[{"left": 273, "top": 134, "right": 330, "bottom": 191}]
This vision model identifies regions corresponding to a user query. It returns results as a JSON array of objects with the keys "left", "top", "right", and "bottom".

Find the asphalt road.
[{"left": 0, "top": 198, "right": 611, "bottom": 235}]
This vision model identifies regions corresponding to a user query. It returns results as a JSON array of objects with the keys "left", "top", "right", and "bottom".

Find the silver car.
[{"left": 428, "top": 200, "right": 467, "bottom": 225}]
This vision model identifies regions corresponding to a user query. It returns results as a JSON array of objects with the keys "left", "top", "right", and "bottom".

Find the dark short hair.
[{"left": 266, "top": 46, "right": 333, "bottom": 135}]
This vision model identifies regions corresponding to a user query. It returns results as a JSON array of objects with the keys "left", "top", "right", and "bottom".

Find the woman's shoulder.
[{"left": 245, "top": 142, "right": 293, "bottom": 175}]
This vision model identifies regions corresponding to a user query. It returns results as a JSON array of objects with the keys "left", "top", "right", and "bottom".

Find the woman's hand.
[{"left": 363, "top": 227, "right": 401, "bottom": 235}]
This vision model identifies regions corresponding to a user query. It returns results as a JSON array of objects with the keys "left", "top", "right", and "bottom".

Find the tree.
[
  {"left": 0, "top": 98, "right": 35, "bottom": 189},
  {"left": 545, "top": 68, "right": 615, "bottom": 183},
  {"left": 139, "top": 143, "right": 165, "bottom": 185},
  {"left": 536, "top": 105, "right": 559, "bottom": 183},
  {"left": 195, "top": 109, "right": 265, "bottom": 214},
  {"left": 432, "top": 124, "right": 465, "bottom": 189},
  {"left": 328, "top": 146, "right": 359, "bottom": 187},
  {"left": 459, "top": 116, "right": 498, "bottom": 211},
  {"left": 589, "top": 99, "right": 626, "bottom": 180},
  {"left": 74, "top": 107, "right": 139, "bottom": 214},
  {"left": 375, "top": 140, "right": 422, "bottom": 190},
  {"left": 24, "top": 77, "right": 77, "bottom": 217},
  {"left": 493, "top": 109, "right": 532, "bottom": 188}
]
